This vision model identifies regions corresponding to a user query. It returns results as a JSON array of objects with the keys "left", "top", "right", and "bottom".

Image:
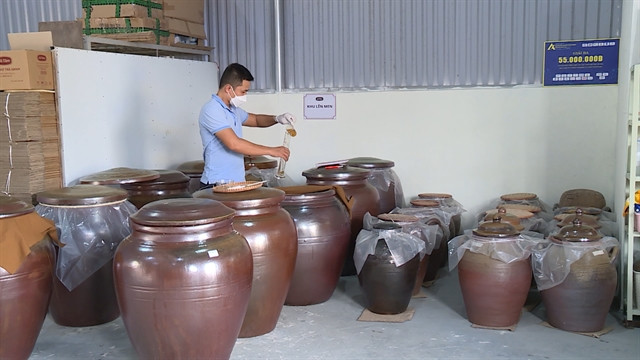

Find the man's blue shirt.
[{"left": 198, "top": 94, "right": 249, "bottom": 184}]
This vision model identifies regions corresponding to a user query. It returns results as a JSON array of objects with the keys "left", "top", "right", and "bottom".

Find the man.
[{"left": 198, "top": 63, "right": 295, "bottom": 188}]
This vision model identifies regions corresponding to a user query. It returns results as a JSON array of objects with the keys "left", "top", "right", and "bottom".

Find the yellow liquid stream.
[{"left": 286, "top": 128, "right": 297, "bottom": 137}]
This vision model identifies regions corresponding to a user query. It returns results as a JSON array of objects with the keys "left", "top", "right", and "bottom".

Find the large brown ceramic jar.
[
  {"left": 357, "top": 222, "right": 420, "bottom": 314},
  {"left": 418, "top": 192, "right": 464, "bottom": 236},
  {"left": 280, "top": 186, "right": 351, "bottom": 305},
  {"left": 0, "top": 197, "right": 57, "bottom": 360},
  {"left": 377, "top": 213, "right": 430, "bottom": 296},
  {"left": 114, "top": 198, "right": 253, "bottom": 360},
  {"left": 35, "top": 185, "right": 136, "bottom": 327},
  {"left": 455, "top": 218, "right": 533, "bottom": 328},
  {"left": 303, "top": 165, "right": 380, "bottom": 276},
  {"left": 176, "top": 160, "right": 204, "bottom": 194},
  {"left": 119, "top": 169, "right": 192, "bottom": 208},
  {"left": 193, "top": 187, "right": 297, "bottom": 338},
  {"left": 539, "top": 218, "right": 618, "bottom": 333},
  {"left": 408, "top": 199, "right": 452, "bottom": 276},
  {"left": 346, "top": 157, "right": 404, "bottom": 213}
]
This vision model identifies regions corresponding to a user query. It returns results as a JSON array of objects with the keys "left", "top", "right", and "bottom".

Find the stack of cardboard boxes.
[
  {"left": 81, "top": 0, "right": 208, "bottom": 50},
  {"left": 0, "top": 46, "right": 61, "bottom": 200},
  {"left": 162, "top": 0, "right": 207, "bottom": 50},
  {"left": 0, "top": 92, "right": 62, "bottom": 200}
]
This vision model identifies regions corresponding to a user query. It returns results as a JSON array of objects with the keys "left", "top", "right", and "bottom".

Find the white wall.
[{"left": 242, "top": 86, "right": 618, "bottom": 229}]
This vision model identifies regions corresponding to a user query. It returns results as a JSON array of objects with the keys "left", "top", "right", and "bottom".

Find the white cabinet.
[{"left": 624, "top": 64, "right": 640, "bottom": 324}]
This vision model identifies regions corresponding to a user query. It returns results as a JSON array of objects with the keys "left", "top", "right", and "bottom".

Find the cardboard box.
[
  {"left": 165, "top": 17, "right": 205, "bottom": 39},
  {"left": 88, "top": 17, "right": 168, "bottom": 31},
  {"left": 163, "top": 0, "right": 204, "bottom": 24},
  {"left": 83, "top": 4, "right": 163, "bottom": 19},
  {"left": 0, "top": 50, "right": 55, "bottom": 90},
  {"left": 38, "top": 21, "right": 84, "bottom": 49}
]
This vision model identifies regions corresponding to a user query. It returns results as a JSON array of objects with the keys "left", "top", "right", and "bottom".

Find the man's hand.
[
  {"left": 271, "top": 146, "right": 290, "bottom": 161},
  {"left": 275, "top": 113, "right": 296, "bottom": 125}
]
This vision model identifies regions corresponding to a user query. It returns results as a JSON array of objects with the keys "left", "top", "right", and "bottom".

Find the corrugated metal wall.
[
  {"left": 0, "top": 0, "right": 82, "bottom": 50},
  {"left": 278, "top": 0, "right": 623, "bottom": 90},
  {"left": 1, "top": 0, "right": 624, "bottom": 91}
]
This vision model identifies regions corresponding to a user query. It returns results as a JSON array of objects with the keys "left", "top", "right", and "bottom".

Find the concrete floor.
[{"left": 30, "top": 269, "right": 639, "bottom": 360}]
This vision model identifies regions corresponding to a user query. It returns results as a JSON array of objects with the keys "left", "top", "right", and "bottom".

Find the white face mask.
[{"left": 229, "top": 87, "right": 247, "bottom": 107}]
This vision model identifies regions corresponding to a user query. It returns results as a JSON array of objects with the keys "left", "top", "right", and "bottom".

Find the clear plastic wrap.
[
  {"left": 531, "top": 236, "right": 619, "bottom": 290},
  {"left": 366, "top": 168, "right": 405, "bottom": 208},
  {"left": 448, "top": 230, "right": 541, "bottom": 271},
  {"left": 479, "top": 197, "right": 554, "bottom": 236},
  {"left": 354, "top": 220, "right": 426, "bottom": 274},
  {"left": 424, "top": 196, "right": 466, "bottom": 218},
  {"left": 363, "top": 213, "right": 438, "bottom": 255},
  {"left": 549, "top": 207, "right": 618, "bottom": 238},
  {"left": 35, "top": 200, "right": 137, "bottom": 291},
  {"left": 390, "top": 206, "right": 452, "bottom": 240},
  {"left": 245, "top": 166, "right": 299, "bottom": 187},
  {"left": 474, "top": 210, "right": 550, "bottom": 235}
]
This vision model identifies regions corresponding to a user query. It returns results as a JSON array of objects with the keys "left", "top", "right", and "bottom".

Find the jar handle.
[{"left": 608, "top": 246, "right": 620, "bottom": 264}]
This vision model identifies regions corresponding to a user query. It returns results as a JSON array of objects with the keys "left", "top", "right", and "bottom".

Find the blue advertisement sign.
[{"left": 543, "top": 38, "right": 619, "bottom": 86}]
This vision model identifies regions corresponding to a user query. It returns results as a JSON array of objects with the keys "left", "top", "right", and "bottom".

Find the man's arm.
[
  {"left": 215, "top": 128, "right": 289, "bottom": 160},
  {"left": 244, "top": 113, "right": 277, "bottom": 127}
]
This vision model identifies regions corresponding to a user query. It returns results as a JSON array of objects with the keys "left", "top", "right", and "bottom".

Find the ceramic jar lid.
[
  {"left": 36, "top": 185, "right": 128, "bottom": 206},
  {"left": 410, "top": 199, "right": 439, "bottom": 208},
  {"left": 244, "top": 156, "right": 278, "bottom": 170},
  {"left": 0, "top": 196, "right": 34, "bottom": 218},
  {"left": 500, "top": 192, "right": 538, "bottom": 201},
  {"left": 483, "top": 208, "right": 524, "bottom": 231},
  {"left": 120, "top": 170, "right": 190, "bottom": 190},
  {"left": 373, "top": 222, "right": 402, "bottom": 231},
  {"left": 551, "top": 217, "right": 603, "bottom": 243},
  {"left": 130, "top": 198, "right": 235, "bottom": 226},
  {"left": 176, "top": 160, "right": 204, "bottom": 175},
  {"left": 485, "top": 207, "right": 534, "bottom": 219},
  {"left": 346, "top": 157, "right": 395, "bottom": 169},
  {"left": 193, "top": 187, "right": 285, "bottom": 210},
  {"left": 418, "top": 193, "right": 452, "bottom": 200},
  {"left": 377, "top": 213, "right": 419, "bottom": 223},
  {"left": 79, "top": 167, "right": 160, "bottom": 185},
  {"left": 556, "top": 209, "right": 600, "bottom": 228},
  {"left": 302, "top": 165, "right": 371, "bottom": 181},
  {"left": 499, "top": 203, "right": 541, "bottom": 213},
  {"left": 472, "top": 217, "right": 520, "bottom": 238},
  {"left": 557, "top": 206, "right": 602, "bottom": 216}
]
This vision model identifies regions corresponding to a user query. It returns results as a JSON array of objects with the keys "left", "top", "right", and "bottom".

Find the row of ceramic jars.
[{"left": 449, "top": 214, "right": 618, "bottom": 333}]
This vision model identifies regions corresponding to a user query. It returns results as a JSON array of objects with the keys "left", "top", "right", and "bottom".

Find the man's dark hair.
[{"left": 219, "top": 63, "right": 254, "bottom": 89}]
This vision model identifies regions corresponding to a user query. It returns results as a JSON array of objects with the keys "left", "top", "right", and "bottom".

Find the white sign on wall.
[{"left": 303, "top": 93, "right": 336, "bottom": 119}]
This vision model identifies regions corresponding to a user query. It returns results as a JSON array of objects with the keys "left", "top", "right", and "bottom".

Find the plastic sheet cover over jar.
[
  {"left": 531, "top": 222, "right": 619, "bottom": 291},
  {"left": 448, "top": 226, "right": 540, "bottom": 272},
  {"left": 346, "top": 157, "right": 405, "bottom": 212},
  {"left": 551, "top": 206, "right": 617, "bottom": 238},
  {"left": 364, "top": 213, "right": 437, "bottom": 255},
  {"left": 35, "top": 185, "right": 137, "bottom": 291},
  {"left": 354, "top": 219, "right": 426, "bottom": 274},
  {"left": 392, "top": 203, "right": 453, "bottom": 240}
]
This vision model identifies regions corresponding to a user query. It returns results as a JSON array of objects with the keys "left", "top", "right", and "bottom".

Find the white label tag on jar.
[
  {"left": 208, "top": 249, "right": 219, "bottom": 258},
  {"left": 592, "top": 250, "right": 605, "bottom": 256}
]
